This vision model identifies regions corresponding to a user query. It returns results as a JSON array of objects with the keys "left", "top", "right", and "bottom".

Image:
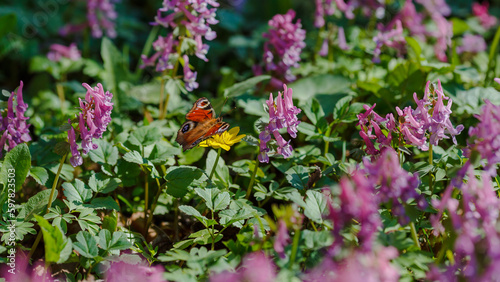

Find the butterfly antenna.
[{"left": 218, "top": 97, "right": 229, "bottom": 118}]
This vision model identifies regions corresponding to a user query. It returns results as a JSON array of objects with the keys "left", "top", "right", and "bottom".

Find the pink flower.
[
  {"left": 372, "top": 20, "right": 405, "bottom": 63},
  {"left": 140, "top": 34, "right": 177, "bottom": 72},
  {"left": 0, "top": 251, "right": 54, "bottom": 282},
  {"left": 0, "top": 81, "right": 31, "bottom": 157},
  {"left": 66, "top": 83, "right": 113, "bottom": 167},
  {"left": 258, "top": 84, "right": 301, "bottom": 163},
  {"left": 67, "top": 120, "right": 83, "bottom": 167},
  {"left": 87, "top": 0, "right": 118, "bottom": 38},
  {"left": 257, "top": 10, "right": 306, "bottom": 88},
  {"left": 314, "top": 0, "right": 335, "bottom": 28},
  {"left": 274, "top": 220, "right": 290, "bottom": 258},
  {"left": 106, "top": 261, "right": 166, "bottom": 282},
  {"left": 473, "top": 2, "right": 498, "bottom": 30},
  {"left": 47, "top": 43, "right": 81, "bottom": 62},
  {"left": 210, "top": 251, "right": 276, "bottom": 282},
  {"left": 182, "top": 55, "right": 199, "bottom": 91},
  {"left": 457, "top": 34, "right": 487, "bottom": 54}
]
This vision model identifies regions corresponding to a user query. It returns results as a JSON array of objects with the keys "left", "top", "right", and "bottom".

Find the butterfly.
[{"left": 176, "top": 97, "right": 230, "bottom": 151}]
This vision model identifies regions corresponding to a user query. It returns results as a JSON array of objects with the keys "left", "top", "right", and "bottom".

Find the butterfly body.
[{"left": 176, "top": 97, "right": 230, "bottom": 151}]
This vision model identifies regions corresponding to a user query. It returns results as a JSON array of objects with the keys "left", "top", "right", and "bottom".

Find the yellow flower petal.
[{"left": 195, "top": 126, "right": 245, "bottom": 151}]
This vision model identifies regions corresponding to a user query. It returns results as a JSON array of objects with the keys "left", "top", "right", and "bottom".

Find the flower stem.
[
  {"left": 410, "top": 221, "right": 421, "bottom": 250},
  {"left": 158, "top": 76, "right": 165, "bottom": 119},
  {"left": 144, "top": 172, "right": 149, "bottom": 237},
  {"left": 246, "top": 157, "right": 260, "bottom": 199},
  {"left": 28, "top": 153, "right": 67, "bottom": 261},
  {"left": 209, "top": 148, "right": 222, "bottom": 180},
  {"left": 56, "top": 80, "right": 66, "bottom": 113},
  {"left": 289, "top": 229, "right": 301, "bottom": 269},
  {"left": 429, "top": 144, "right": 434, "bottom": 193},
  {"left": 145, "top": 178, "right": 165, "bottom": 234}
]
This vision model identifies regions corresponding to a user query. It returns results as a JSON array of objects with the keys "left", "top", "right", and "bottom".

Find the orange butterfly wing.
[{"left": 176, "top": 97, "right": 230, "bottom": 151}]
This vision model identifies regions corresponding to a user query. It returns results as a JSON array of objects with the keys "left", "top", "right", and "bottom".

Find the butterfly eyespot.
[{"left": 181, "top": 123, "right": 191, "bottom": 133}]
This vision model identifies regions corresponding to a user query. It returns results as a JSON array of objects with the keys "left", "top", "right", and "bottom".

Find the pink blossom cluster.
[
  {"left": 314, "top": 0, "right": 335, "bottom": 28},
  {"left": 256, "top": 10, "right": 306, "bottom": 88},
  {"left": 357, "top": 103, "right": 395, "bottom": 156},
  {"left": 362, "top": 149, "right": 426, "bottom": 225},
  {"left": 106, "top": 261, "right": 166, "bottom": 282},
  {"left": 372, "top": 20, "right": 406, "bottom": 63},
  {"left": 429, "top": 169, "right": 500, "bottom": 281},
  {"left": 258, "top": 84, "right": 301, "bottom": 163},
  {"left": 67, "top": 83, "right": 114, "bottom": 167},
  {"left": 47, "top": 43, "right": 81, "bottom": 62},
  {"left": 473, "top": 1, "right": 498, "bottom": 30},
  {"left": 87, "top": 0, "right": 118, "bottom": 38},
  {"left": 209, "top": 251, "right": 276, "bottom": 282},
  {"left": 457, "top": 34, "right": 487, "bottom": 54},
  {"left": 464, "top": 100, "right": 500, "bottom": 176},
  {"left": 0, "top": 81, "right": 31, "bottom": 157},
  {"left": 141, "top": 0, "right": 219, "bottom": 91}
]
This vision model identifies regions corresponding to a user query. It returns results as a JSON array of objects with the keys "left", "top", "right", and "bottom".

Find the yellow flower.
[{"left": 199, "top": 127, "right": 246, "bottom": 151}]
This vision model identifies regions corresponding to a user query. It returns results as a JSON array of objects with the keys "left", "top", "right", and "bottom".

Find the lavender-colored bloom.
[
  {"left": 304, "top": 246, "right": 400, "bottom": 282},
  {"left": 140, "top": 34, "right": 177, "bottom": 72},
  {"left": 399, "top": 0, "right": 426, "bottom": 40},
  {"left": 182, "top": 55, "right": 199, "bottom": 91},
  {"left": 337, "top": 26, "right": 349, "bottom": 51},
  {"left": 314, "top": 0, "right": 335, "bottom": 28},
  {"left": 464, "top": 100, "right": 500, "bottom": 176},
  {"left": 87, "top": 0, "right": 118, "bottom": 38},
  {"left": 495, "top": 78, "right": 500, "bottom": 85},
  {"left": 473, "top": 2, "right": 498, "bottom": 30},
  {"left": 67, "top": 120, "right": 83, "bottom": 167},
  {"left": 372, "top": 20, "right": 405, "bottom": 63},
  {"left": 0, "top": 81, "right": 31, "bottom": 157},
  {"left": 47, "top": 43, "right": 81, "bottom": 62},
  {"left": 210, "top": 251, "right": 276, "bottom": 282},
  {"left": 274, "top": 220, "right": 290, "bottom": 258},
  {"left": 327, "top": 172, "right": 381, "bottom": 254},
  {"left": 258, "top": 84, "right": 301, "bottom": 163},
  {"left": 0, "top": 251, "right": 54, "bottom": 282},
  {"left": 362, "top": 148, "right": 426, "bottom": 225},
  {"left": 258, "top": 10, "right": 306, "bottom": 88},
  {"left": 416, "top": 0, "right": 451, "bottom": 17},
  {"left": 66, "top": 83, "right": 113, "bottom": 167},
  {"left": 430, "top": 169, "right": 500, "bottom": 281},
  {"left": 357, "top": 103, "right": 394, "bottom": 156},
  {"left": 457, "top": 34, "right": 487, "bottom": 54},
  {"left": 106, "top": 261, "right": 166, "bottom": 282}
]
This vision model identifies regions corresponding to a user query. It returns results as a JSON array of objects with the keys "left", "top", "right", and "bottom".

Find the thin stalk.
[
  {"left": 135, "top": 25, "right": 160, "bottom": 76},
  {"left": 174, "top": 199, "right": 179, "bottom": 241},
  {"left": 410, "top": 222, "right": 421, "bottom": 250},
  {"left": 211, "top": 210, "right": 215, "bottom": 250},
  {"left": 246, "top": 158, "right": 260, "bottom": 199},
  {"left": 289, "top": 229, "right": 301, "bottom": 269},
  {"left": 209, "top": 148, "right": 222, "bottom": 180},
  {"left": 28, "top": 154, "right": 67, "bottom": 261},
  {"left": 158, "top": 76, "right": 166, "bottom": 119},
  {"left": 144, "top": 173, "right": 149, "bottom": 237},
  {"left": 429, "top": 144, "right": 434, "bottom": 193},
  {"left": 56, "top": 80, "right": 66, "bottom": 113},
  {"left": 145, "top": 178, "right": 165, "bottom": 233},
  {"left": 485, "top": 25, "right": 500, "bottom": 86}
]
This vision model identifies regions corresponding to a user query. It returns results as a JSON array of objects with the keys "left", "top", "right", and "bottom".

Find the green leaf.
[
  {"left": 213, "top": 192, "right": 230, "bottom": 212},
  {"left": 148, "top": 143, "right": 181, "bottom": 165},
  {"left": 405, "top": 37, "right": 422, "bottom": 62},
  {"left": 165, "top": 166, "right": 204, "bottom": 198},
  {"left": 179, "top": 205, "right": 213, "bottom": 227},
  {"left": 285, "top": 165, "right": 310, "bottom": 190},
  {"left": 128, "top": 126, "right": 162, "bottom": 148},
  {"left": 189, "top": 229, "right": 223, "bottom": 245},
  {"left": 87, "top": 196, "right": 120, "bottom": 211},
  {"left": 102, "top": 211, "right": 118, "bottom": 232},
  {"left": 88, "top": 139, "right": 119, "bottom": 166},
  {"left": 302, "top": 98, "right": 325, "bottom": 126},
  {"left": 303, "top": 190, "right": 326, "bottom": 224},
  {"left": 223, "top": 75, "right": 271, "bottom": 98},
  {"left": 0, "top": 143, "right": 31, "bottom": 192},
  {"left": 34, "top": 215, "right": 72, "bottom": 263},
  {"left": 62, "top": 179, "right": 93, "bottom": 205},
  {"left": 195, "top": 188, "right": 217, "bottom": 210},
  {"left": 17, "top": 189, "right": 52, "bottom": 221},
  {"left": 88, "top": 173, "right": 121, "bottom": 194},
  {"left": 29, "top": 166, "right": 49, "bottom": 186},
  {"left": 98, "top": 229, "right": 132, "bottom": 252},
  {"left": 73, "top": 231, "right": 99, "bottom": 258},
  {"left": 123, "top": 151, "right": 143, "bottom": 164}
]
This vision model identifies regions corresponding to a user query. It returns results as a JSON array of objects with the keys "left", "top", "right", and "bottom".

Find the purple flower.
[
  {"left": 140, "top": 34, "right": 177, "bottom": 72},
  {"left": 105, "top": 261, "right": 166, "bottom": 282},
  {"left": 464, "top": 100, "right": 500, "bottom": 176},
  {"left": 304, "top": 246, "right": 400, "bottom": 282},
  {"left": 399, "top": 0, "right": 426, "bottom": 40},
  {"left": 430, "top": 169, "right": 500, "bottom": 280},
  {"left": 257, "top": 10, "right": 306, "bottom": 88},
  {"left": 274, "top": 220, "right": 290, "bottom": 258},
  {"left": 457, "top": 34, "right": 487, "bottom": 54},
  {"left": 314, "top": 0, "right": 335, "bottom": 28},
  {"left": 473, "top": 2, "right": 498, "bottom": 30},
  {"left": 182, "top": 55, "right": 199, "bottom": 91},
  {"left": 209, "top": 251, "right": 276, "bottom": 282},
  {"left": 372, "top": 20, "right": 405, "bottom": 63},
  {"left": 66, "top": 83, "right": 113, "bottom": 167},
  {"left": 357, "top": 103, "right": 394, "bottom": 156},
  {"left": 0, "top": 81, "right": 31, "bottom": 157},
  {"left": 47, "top": 43, "right": 81, "bottom": 62},
  {"left": 362, "top": 148, "right": 426, "bottom": 225},
  {"left": 0, "top": 251, "right": 54, "bottom": 281},
  {"left": 495, "top": 78, "right": 500, "bottom": 85},
  {"left": 258, "top": 84, "right": 301, "bottom": 163},
  {"left": 87, "top": 0, "right": 118, "bottom": 38},
  {"left": 337, "top": 26, "right": 349, "bottom": 51}
]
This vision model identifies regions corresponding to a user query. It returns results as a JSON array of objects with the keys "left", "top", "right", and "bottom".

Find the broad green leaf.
[
  {"left": 102, "top": 211, "right": 118, "bottom": 232},
  {"left": 285, "top": 165, "right": 311, "bottom": 190},
  {"left": 98, "top": 229, "right": 132, "bottom": 252},
  {"left": 87, "top": 196, "right": 120, "bottom": 210},
  {"left": 213, "top": 192, "right": 230, "bottom": 212},
  {"left": 223, "top": 75, "right": 271, "bottom": 98},
  {"left": 195, "top": 188, "right": 218, "bottom": 211},
  {"left": 88, "top": 173, "right": 121, "bottom": 194},
  {"left": 17, "top": 190, "right": 52, "bottom": 221},
  {"left": 205, "top": 150, "right": 229, "bottom": 185},
  {"left": 123, "top": 151, "right": 143, "bottom": 165},
  {"left": 62, "top": 179, "right": 93, "bottom": 205},
  {"left": 128, "top": 126, "right": 162, "bottom": 148},
  {"left": 88, "top": 139, "right": 119, "bottom": 166},
  {"left": 165, "top": 166, "right": 204, "bottom": 198},
  {"left": 303, "top": 190, "right": 327, "bottom": 224},
  {"left": 34, "top": 215, "right": 71, "bottom": 263},
  {"left": 0, "top": 143, "right": 31, "bottom": 192},
  {"left": 189, "top": 229, "right": 223, "bottom": 245},
  {"left": 302, "top": 98, "right": 325, "bottom": 126},
  {"left": 29, "top": 166, "right": 49, "bottom": 186},
  {"left": 73, "top": 231, "right": 98, "bottom": 258}
]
